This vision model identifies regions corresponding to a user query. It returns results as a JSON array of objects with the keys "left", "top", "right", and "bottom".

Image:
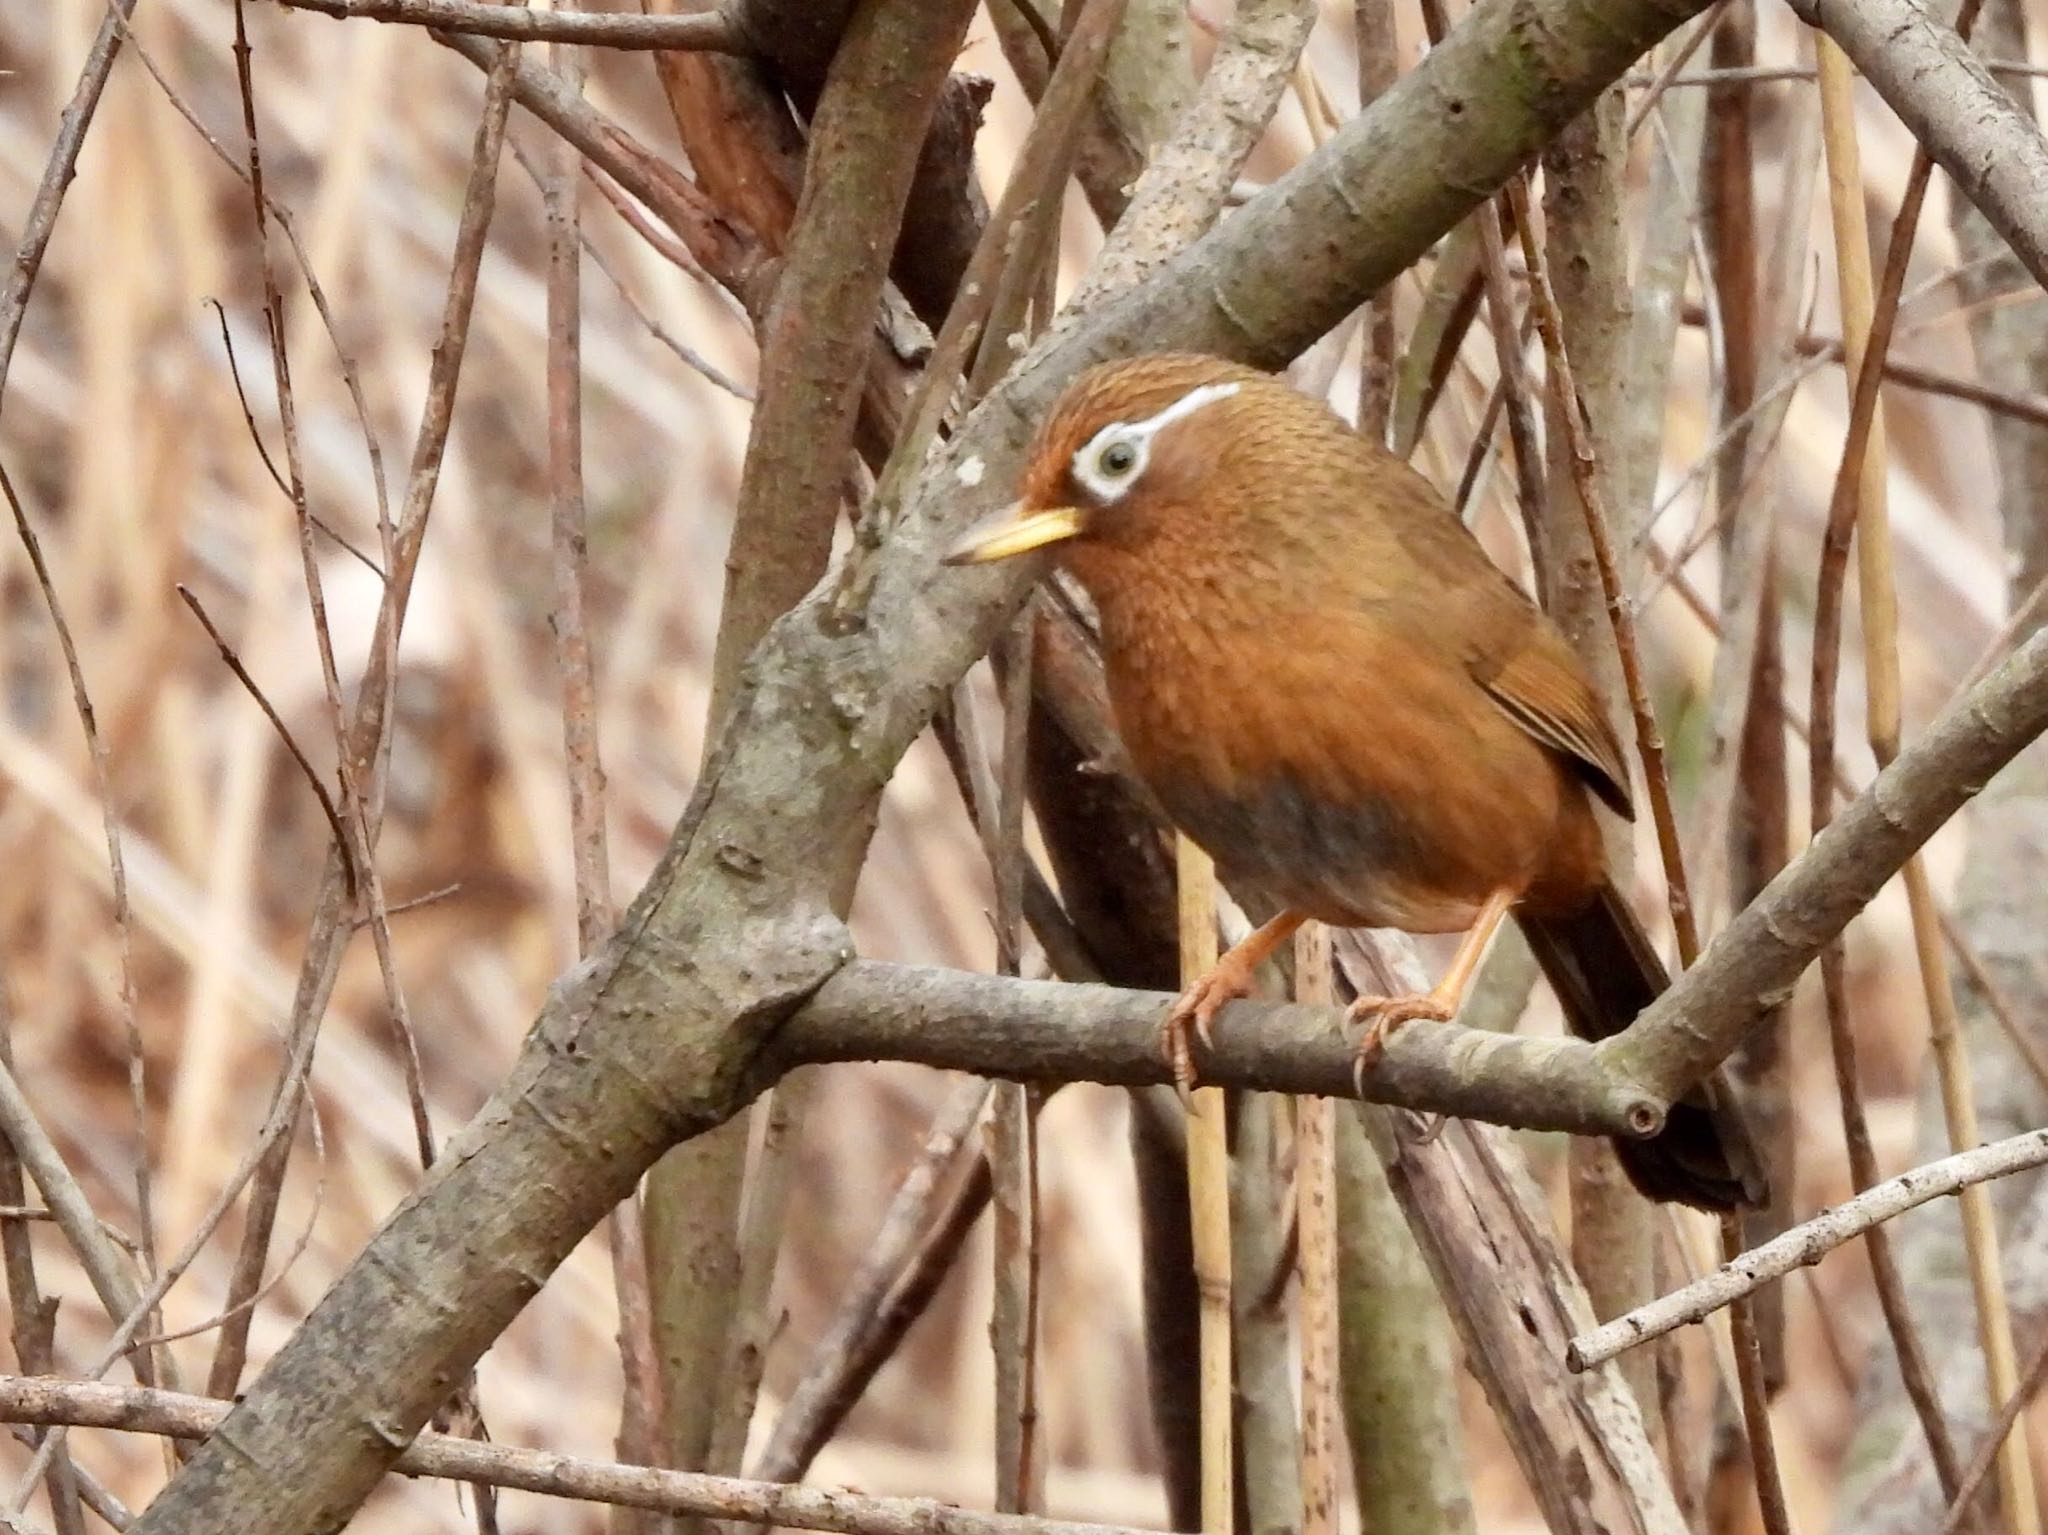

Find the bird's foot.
[
  {"left": 1346, "top": 990, "right": 1456, "bottom": 1095},
  {"left": 1160, "top": 954, "right": 1261, "bottom": 1096}
]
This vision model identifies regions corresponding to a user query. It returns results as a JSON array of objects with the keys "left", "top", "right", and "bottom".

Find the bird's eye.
[{"left": 1098, "top": 439, "right": 1139, "bottom": 477}]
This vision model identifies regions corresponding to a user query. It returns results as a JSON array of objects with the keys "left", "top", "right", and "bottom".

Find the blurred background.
[{"left": 1, "top": 1, "right": 2046, "bottom": 1529}]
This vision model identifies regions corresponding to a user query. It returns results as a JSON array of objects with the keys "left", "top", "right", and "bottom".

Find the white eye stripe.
[{"left": 1069, "top": 380, "right": 1242, "bottom": 505}]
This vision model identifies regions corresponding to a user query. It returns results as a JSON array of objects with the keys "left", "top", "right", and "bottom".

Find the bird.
[{"left": 944, "top": 351, "right": 1763, "bottom": 1211}]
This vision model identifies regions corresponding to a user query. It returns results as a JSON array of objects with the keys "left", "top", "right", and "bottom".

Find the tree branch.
[
  {"left": 0, "top": 1374, "right": 1154, "bottom": 1535},
  {"left": 1568, "top": 1128, "right": 2048, "bottom": 1371},
  {"left": 1602, "top": 620, "right": 2048, "bottom": 1104},
  {"left": 780, "top": 962, "right": 1655, "bottom": 1134},
  {"left": 1789, "top": 0, "right": 2048, "bottom": 293},
  {"left": 271, "top": 0, "right": 747, "bottom": 50}
]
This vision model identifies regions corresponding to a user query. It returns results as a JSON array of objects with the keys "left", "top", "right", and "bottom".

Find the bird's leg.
[
  {"left": 1161, "top": 909, "right": 1307, "bottom": 1092},
  {"left": 1348, "top": 888, "right": 1514, "bottom": 1087}
]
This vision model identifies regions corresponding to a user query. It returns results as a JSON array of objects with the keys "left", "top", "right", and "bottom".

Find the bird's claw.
[
  {"left": 1346, "top": 991, "right": 1456, "bottom": 1096},
  {"left": 1159, "top": 966, "right": 1249, "bottom": 1098}
]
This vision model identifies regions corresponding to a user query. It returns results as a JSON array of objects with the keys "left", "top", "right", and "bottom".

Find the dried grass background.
[{"left": 0, "top": 1, "right": 2045, "bottom": 1529}]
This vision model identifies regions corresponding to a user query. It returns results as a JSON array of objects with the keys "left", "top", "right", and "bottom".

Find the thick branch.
[
  {"left": 1789, "top": 0, "right": 2048, "bottom": 293},
  {"left": 780, "top": 962, "right": 1657, "bottom": 1136},
  {"left": 709, "top": 0, "right": 977, "bottom": 722},
  {"left": 1603, "top": 622, "right": 2048, "bottom": 1103}
]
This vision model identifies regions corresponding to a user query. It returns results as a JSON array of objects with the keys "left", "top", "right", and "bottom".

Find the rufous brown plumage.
[{"left": 947, "top": 352, "right": 1763, "bottom": 1211}]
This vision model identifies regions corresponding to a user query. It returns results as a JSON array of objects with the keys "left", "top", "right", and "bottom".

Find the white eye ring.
[
  {"left": 1072, "top": 433, "right": 1146, "bottom": 502},
  {"left": 1067, "top": 379, "right": 1241, "bottom": 506}
]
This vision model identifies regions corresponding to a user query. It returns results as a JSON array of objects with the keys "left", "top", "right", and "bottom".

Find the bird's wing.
[
  {"left": 1472, "top": 635, "right": 1635, "bottom": 819},
  {"left": 1346, "top": 440, "right": 1635, "bottom": 818}
]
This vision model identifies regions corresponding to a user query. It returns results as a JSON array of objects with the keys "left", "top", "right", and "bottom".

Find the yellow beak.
[{"left": 941, "top": 504, "right": 1087, "bottom": 566}]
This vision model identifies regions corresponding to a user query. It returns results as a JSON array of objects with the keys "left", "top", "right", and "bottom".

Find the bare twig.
[
  {"left": 0, "top": 458, "right": 160, "bottom": 1372},
  {"left": 269, "top": 0, "right": 745, "bottom": 48},
  {"left": 0, "top": 1009, "right": 85, "bottom": 1535},
  {"left": 232, "top": 0, "right": 435, "bottom": 1178},
  {"left": 1940, "top": 1336, "right": 2048, "bottom": 1535},
  {"left": 751, "top": 1079, "right": 994, "bottom": 1484},
  {"left": 206, "top": 23, "right": 522, "bottom": 1401},
  {"left": 1508, "top": 178, "right": 1700, "bottom": 962},
  {"left": 1571, "top": 1129, "right": 2048, "bottom": 1369},
  {"left": 0, "top": 0, "right": 139, "bottom": 396},
  {"left": 175, "top": 584, "right": 357, "bottom": 896},
  {"left": 0, "top": 1374, "right": 1161, "bottom": 1535}
]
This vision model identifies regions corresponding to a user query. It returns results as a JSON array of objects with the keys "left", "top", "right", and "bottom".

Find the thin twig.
[
  {"left": 0, "top": 1374, "right": 1164, "bottom": 1535},
  {"left": 232, "top": 0, "right": 436, "bottom": 1176},
  {"left": 750, "top": 1079, "right": 994, "bottom": 1483},
  {"left": 1470, "top": 201, "right": 1547, "bottom": 599},
  {"left": 111, "top": 13, "right": 392, "bottom": 528},
  {"left": 8, "top": 1009, "right": 322, "bottom": 1508},
  {"left": 1940, "top": 1335, "right": 2048, "bottom": 1535},
  {"left": 203, "top": 298, "right": 384, "bottom": 577},
  {"left": 206, "top": 19, "right": 522, "bottom": 1401},
  {"left": 0, "top": 458, "right": 161, "bottom": 1369},
  {"left": 271, "top": 0, "right": 745, "bottom": 48},
  {"left": 1570, "top": 1128, "right": 2048, "bottom": 1369},
  {"left": 1506, "top": 179, "right": 1698, "bottom": 961},
  {"left": 175, "top": 585, "right": 357, "bottom": 898},
  {"left": 0, "top": 0, "right": 139, "bottom": 395},
  {"left": 0, "top": 1007, "right": 85, "bottom": 1535}
]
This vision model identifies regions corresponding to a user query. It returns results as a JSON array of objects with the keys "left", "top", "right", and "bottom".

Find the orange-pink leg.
[
  {"left": 1349, "top": 888, "right": 1514, "bottom": 1087},
  {"left": 1161, "top": 909, "right": 1307, "bottom": 1092}
]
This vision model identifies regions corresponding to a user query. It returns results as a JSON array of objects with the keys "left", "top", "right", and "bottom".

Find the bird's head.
[{"left": 943, "top": 353, "right": 1296, "bottom": 578}]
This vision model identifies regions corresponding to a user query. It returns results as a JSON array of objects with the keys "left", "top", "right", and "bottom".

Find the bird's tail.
[{"left": 1519, "top": 884, "right": 1767, "bottom": 1212}]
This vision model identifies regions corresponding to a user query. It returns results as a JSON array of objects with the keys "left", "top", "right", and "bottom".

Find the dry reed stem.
[
  {"left": 1293, "top": 926, "right": 1338, "bottom": 1535},
  {"left": 1176, "top": 835, "right": 1232, "bottom": 1535},
  {"left": 1812, "top": 23, "right": 2033, "bottom": 1533}
]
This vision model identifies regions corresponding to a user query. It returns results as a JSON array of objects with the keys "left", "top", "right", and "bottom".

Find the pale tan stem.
[
  {"left": 1178, "top": 836, "right": 1233, "bottom": 1535},
  {"left": 1816, "top": 35, "right": 2038, "bottom": 1535}
]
